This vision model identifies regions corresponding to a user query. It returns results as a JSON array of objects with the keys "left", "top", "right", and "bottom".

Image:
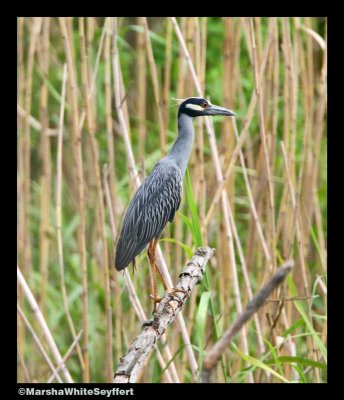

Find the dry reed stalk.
[
  {"left": 283, "top": 19, "right": 311, "bottom": 298},
  {"left": 248, "top": 17, "right": 277, "bottom": 272},
  {"left": 193, "top": 17, "right": 206, "bottom": 234},
  {"left": 299, "top": 19, "right": 325, "bottom": 301},
  {"left": 170, "top": 16, "right": 253, "bottom": 382},
  {"left": 136, "top": 17, "right": 147, "bottom": 163},
  {"left": 102, "top": 166, "right": 123, "bottom": 365},
  {"left": 38, "top": 17, "right": 51, "bottom": 313},
  {"left": 314, "top": 194, "right": 327, "bottom": 272},
  {"left": 58, "top": 17, "right": 89, "bottom": 382},
  {"left": 78, "top": 18, "right": 108, "bottom": 133},
  {"left": 104, "top": 20, "right": 120, "bottom": 219},
  {"left": 86, "top": 18, "right": 96, "bottom": 117},
  {"left": 310, "top": 32, "right": 327, "bottom": 272},
  {"left": 221, "top": 194, "right": 253, "bottom": 383},
  {"left": 290, "top": 20, "right": 307, "bottom": 267},
  {"left": 17, "top": 266, "right": 73, "bottom": 383},
  {"left": 17, "top": 105, "right": 59, "bottom": 136},
  {"left": 79, "top": 17, "right": 113, "bottom": 382},
  {"left": 17, "top": 304, "right": 63, "bottom": 383},
  {"left": 184, "top": 18, "right": 196, "bottom": 101},
  {"left": 254, "top": 17, "right": 263, "bottom": 65},
  {"left": 177, "top": 16, "right": 205, "bottom": 379},
  {"left": 104, "top": 23, "right": 123, "bottom": 366},
  {"left": 173, "top": 17, "right": 187, "bottom": 299},
  {"left": 22, "top": 17, "right": 42, "bottom": 276},
  {"left": 56, "top": 62, "right": 85, "bottom": 372},
  {"left": 112, "top": 19, "right": 139, "bottom": 186},
  {"left": 221, "top": 18, "right": 237, "bottom": 319},
  {"left": 271, "top": 19, "right": 280, "bottom": 224},
  {"left": 142, "top": 17, "right": 166, "bottom": 154},
  {"left": 198, "top": 17, "right": 207, "bottom": 222},
  {"left": 163, "top": 18, "right": 172, "bottom": 130},
  {"left": 265, "top": 21, "right": 278, "bottom": 272},
  {"left": 230, "top": 119, "right": 271, "bottom": 345},
  {"left": 241, "top": 18, "right": 253, "bottom": 64},
  {"left": 176, "top": 17, "right": 187, "bottom": 97},
  {"left": 279, "top": 18, "right": 297, "bottom": 259},
  {"left": 232, "top": 126, "right": 273, "bottom": 271},
  {"left": 47, "top": 330, "right": 83, "bottom": 383}
]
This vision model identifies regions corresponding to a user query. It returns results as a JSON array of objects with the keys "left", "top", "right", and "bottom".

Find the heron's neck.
[{"left": 167, "top": 114, "right": 194, "bottom": 176}]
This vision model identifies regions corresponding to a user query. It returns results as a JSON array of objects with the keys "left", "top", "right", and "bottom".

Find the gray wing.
[{"left": 115, "top": 161, "right": 182, "bottom": 270}]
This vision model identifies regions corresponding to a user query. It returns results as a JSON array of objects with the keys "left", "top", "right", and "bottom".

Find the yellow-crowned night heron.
[{"left": 115, "top": 97, "right": 235, "bottom": 310}]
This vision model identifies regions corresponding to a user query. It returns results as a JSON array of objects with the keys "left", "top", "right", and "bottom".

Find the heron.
[{"left": 115, "top": 97, "right": 235, "bottom": 311}]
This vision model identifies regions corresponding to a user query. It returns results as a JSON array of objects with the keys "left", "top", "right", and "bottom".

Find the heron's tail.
[
  {"left": 114, "top": 236, "right": 146, "bottom": 271},
  {"left": 114, "top": 237, "right": 130, "bottom": 271}
]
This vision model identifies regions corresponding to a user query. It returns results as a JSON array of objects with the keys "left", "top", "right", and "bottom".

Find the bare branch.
[
  {"left": 113, "top": 247, "right": 215, "bottom": 383},
  {"left": 47, "top": 330, "right": 83, "bottom": 383},
  {"left": 201, "top": 260, "right": 294, "bottom": 383},
  {"left": 17, "top": 265, "right": 73, "bottom": 383}
]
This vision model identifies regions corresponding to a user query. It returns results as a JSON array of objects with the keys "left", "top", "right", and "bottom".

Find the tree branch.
[
  {"left": 113, "top": 247, "right": 215, "bottom": 383},
  {"left": 201, "top": 260, "right": 294, "bottom": 383}
]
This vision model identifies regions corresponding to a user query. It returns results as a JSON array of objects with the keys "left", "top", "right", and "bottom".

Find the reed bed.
[{"left": 17, "top": 17, "right": 327, "bottom": 383}]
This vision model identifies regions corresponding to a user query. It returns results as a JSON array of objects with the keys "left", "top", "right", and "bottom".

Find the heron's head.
[{"left": 177, "top": 97, "right": 236, "bottom": 118}]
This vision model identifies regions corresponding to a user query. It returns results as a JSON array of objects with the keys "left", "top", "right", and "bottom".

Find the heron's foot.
[
  {"left": 166, "top": 287, "right": 189, "bottom": 301},
  {"left": 163, "top": 287, "right": 190, "bottom": 314}
]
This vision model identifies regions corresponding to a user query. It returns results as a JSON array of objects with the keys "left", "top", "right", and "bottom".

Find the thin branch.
[
  {"left": 17, "top": 266, "right": 73, "bottom": 383},
  {"left": 47, "top": 330, "right": 83, "bottom": 383},
  {"left": 201, "top": 260, "right": 294, "bottom": 383},
  {"left": 17, "top": 104, "right": 59, "bottom": 136},
  {"left": 58, "top": 17, "right": 89, "bottom": 382},
  {"left": 295, "top": 18, "right": 326, "bottom": 50},
  {"left": 113, "top": 247, "right": 215, "bottom": 383},
  {"left": 142, "top": 17, "right": 166, "bottom": 154},
  {"left": 56, "top": 63, "right": 84, "bottom": 371},
  {"left": 79, "top": 17, "right": 113, "bottom": 382},
  {"left": 17, "top": 304, "right": 63, "bottom": 383}
]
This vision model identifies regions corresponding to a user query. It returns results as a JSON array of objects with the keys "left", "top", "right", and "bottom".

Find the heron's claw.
[
  {"left": 164, "top": 287, "right": 189, "bottom": 313},
  {"left": 167, "top": 287, "right": 189, "bottom": 300}
]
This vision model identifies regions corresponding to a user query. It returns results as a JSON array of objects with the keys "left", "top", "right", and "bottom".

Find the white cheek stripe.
[{"left": 185, "top": 103, "right": 205, "bottom": 111}]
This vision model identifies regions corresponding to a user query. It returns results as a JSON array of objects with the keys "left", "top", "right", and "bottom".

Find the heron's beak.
[{"left": 208, "top": 104, "right": 236, "bottom": 117}]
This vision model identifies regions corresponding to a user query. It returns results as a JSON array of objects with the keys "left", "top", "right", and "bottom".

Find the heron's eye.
[{"left": 201, "top": 102, "right": 208, "bottom": 108}]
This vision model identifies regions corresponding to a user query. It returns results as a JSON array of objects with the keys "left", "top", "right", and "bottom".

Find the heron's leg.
[
  {"left": 149, "top": 239, "right": 189, "bottom": 313},
  {"left": 155, "top": 262, "right": 170, "bottom": 291},
  {"left": 147, "top": 238, "right": 161, "bottom": 312}
]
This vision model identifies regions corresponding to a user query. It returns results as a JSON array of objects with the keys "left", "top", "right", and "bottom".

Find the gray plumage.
[
  {"left": 115, "top": 161, "right": 182, "bottom": 270},
  {"left": 115, "top": 97, "right": 235, "bottom": 271}
]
